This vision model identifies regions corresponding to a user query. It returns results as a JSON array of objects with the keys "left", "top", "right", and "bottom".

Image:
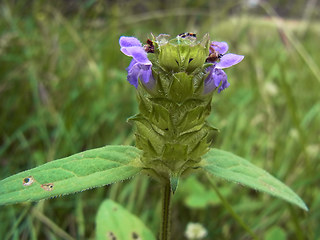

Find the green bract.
[{"left": 157, "top": 34, "right": 210, "bottom": 73}]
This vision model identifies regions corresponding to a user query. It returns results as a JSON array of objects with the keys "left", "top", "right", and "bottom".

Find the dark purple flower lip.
[
  {"left": 119, "top": 36, "right": 154, "bottom": 88},
  {"left": 204, "top": 41, "right": 244, "bottom": 93},
  {"left": 144, "top": 39, "right": 155, "bottom": 53}
]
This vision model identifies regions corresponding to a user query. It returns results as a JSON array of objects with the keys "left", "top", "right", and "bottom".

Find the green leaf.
[
  {"left": 0, "top": 145, "right": 142, "bottom": 205},
  {"left": 179, "top": 175, "right": 231, "bottom": 209},
  {"left": 200, "top": 149, "right": 308, "bottom": 211},
  {"left": 96, "top": 199, "right": 156, "bottom": 240}
]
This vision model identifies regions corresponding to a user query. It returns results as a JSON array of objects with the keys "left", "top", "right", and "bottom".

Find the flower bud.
[{"left": 157, "top": 34, "right": 209, "bottom": 74}]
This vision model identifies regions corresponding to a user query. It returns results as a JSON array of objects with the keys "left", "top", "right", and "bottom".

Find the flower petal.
[
  {"left": 126, "top": 62, "right": 155, "bottom": 88},
  {"left": 204, "top": 68, "right": 229, "bottom": 94},
  {"left": 127, "top": 62, "right": 141, "bottom": 88},
  {"left": 203, "top": 66, "right": 216, "bottom": 94},
  {"left": 140, "top": 65, "right": 152, "bottom": 84},
  {"left": 216, "top": 53, "right": 244, "bottom": 69},
  {"left": 119, "top": 36, "right": 142, "bottom": 48},
  {"left": 126, "top": 59, "right": 137, "bottom": 73},
  {"left": 140, "top": 65, "right": 156, "bottom": 88},
  {"left": 121, "top": 47, "right": 151, "bottom": 65},
  {"left": 211, "top": 41, "right": 228, "bottom": 55},
  {"left": 213, "top": 69, "right": 229, "bottom": 93},
  {"left": 204, "top": 75, "right": 216, "bottom": 94}
]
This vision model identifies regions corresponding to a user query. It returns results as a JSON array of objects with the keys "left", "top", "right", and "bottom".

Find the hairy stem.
[{"left": 160, "top": 181, "right": 172, "bottom": 240}]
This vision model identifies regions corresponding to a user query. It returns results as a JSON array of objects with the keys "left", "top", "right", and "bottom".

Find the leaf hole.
[
  {"left": 23, "top": 176, "right": 35, "bottom": 186},
  {"left": 41, "top": 183, "right": 54, "bottom": 191}
]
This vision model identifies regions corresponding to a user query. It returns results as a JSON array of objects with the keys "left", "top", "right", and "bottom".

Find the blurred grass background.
[{"left": 0, "top": 0, "right": 319, "bottom": 239}]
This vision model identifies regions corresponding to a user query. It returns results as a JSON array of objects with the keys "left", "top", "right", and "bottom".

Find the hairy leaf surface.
[
  {"left": 201, "top": 149, "right": 308, "bottom": 211},
  {"left": 0, "top": 145, "right": 142, "bottom": 205}
]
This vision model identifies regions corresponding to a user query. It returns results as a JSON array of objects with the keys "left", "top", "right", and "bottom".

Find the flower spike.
[{"left": 119, "top": 33, "right": 244, "bottom": 183}]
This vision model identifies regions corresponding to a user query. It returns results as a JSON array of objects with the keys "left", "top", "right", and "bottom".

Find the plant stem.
[{"left": 160, "top": 181, "right": 172, "bottom": 240}]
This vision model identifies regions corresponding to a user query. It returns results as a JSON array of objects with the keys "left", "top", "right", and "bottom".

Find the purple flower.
[
  {"left": 204, "top": 41, "right": 244, "bottom": 93},
  {"left": 119, "top": 36, "right": 154, "bottom": 88}
]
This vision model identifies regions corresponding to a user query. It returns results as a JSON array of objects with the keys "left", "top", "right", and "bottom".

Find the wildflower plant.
[{"left": 0, "top": 33, "right": 307, "bottom": 239}]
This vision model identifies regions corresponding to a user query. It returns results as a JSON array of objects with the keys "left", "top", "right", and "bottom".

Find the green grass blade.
[
  {"left": 0, "top": 145, "right": 142, "bottom": 205},
  {"left": 96, "top": 199, "right": 156, "bottom": 240},
  {"left": 200, "top": 149, "right": 308, "bottom": 211}
]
